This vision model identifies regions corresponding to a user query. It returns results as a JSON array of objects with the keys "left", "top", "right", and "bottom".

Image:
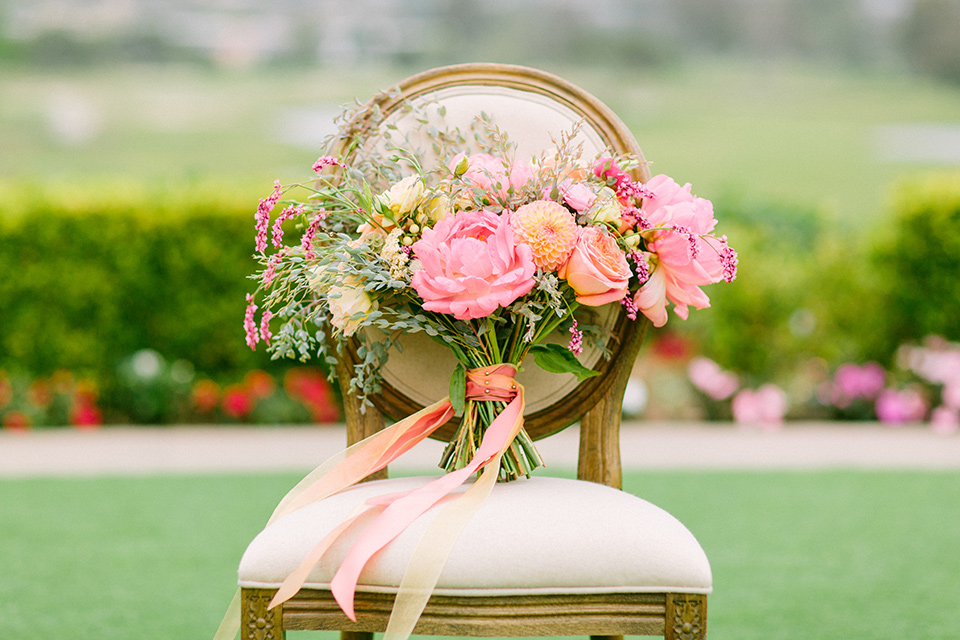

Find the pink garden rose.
[
  {"left": 636, "top": 174, "right": 724, "bottom": 324},
  {"left": 411, "top": 209, "right": 536, "bottom": 320},
  {"left": 558, "top": 225, "right": 631, "bottom": 306},
  {"left": 452, "top": 153, "right": 534, "bottom": 200}
]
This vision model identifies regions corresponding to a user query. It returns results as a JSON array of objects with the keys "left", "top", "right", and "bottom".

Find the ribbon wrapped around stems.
[{"left": 214, "top": 364, "right": 525, "bottom": 640}]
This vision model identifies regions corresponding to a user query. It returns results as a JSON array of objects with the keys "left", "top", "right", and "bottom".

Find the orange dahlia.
[{"left": 511, "top": 200, "right": 579, "bottom": 271}]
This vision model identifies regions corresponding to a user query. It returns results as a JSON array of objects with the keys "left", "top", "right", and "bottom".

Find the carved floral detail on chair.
[
  {"left": 670, "top": 594, "right": 705, "bottom": 640},
  {"left": 244, "top": 592, "right": 280, "bottom": 640}
]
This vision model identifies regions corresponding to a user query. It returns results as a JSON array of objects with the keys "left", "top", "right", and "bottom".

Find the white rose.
[
  {"left": 328, "top": 283, "right": 374, "bottom": 336},
  {"left": 380, "top": 175, "right": 424, "bottom": 217}
]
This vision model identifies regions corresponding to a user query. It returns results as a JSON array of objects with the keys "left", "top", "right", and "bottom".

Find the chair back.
[{"left": 331, "top": 63, "right": 650, "bottom": 443}]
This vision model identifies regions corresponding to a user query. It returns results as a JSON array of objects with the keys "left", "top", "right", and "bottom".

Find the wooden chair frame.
[{"left": 238, "top": 64, "right": 708, "bottom": 640}]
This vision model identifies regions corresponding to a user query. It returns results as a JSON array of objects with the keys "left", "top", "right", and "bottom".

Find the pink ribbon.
[{"left": 268, "top": 364, "right": 525, "bottom": 619}]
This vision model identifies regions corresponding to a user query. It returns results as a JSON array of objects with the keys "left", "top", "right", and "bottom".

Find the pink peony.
[
  {"left": 732, "top": 384, "right": 788, "bottom": 428},
  {"left": 558, "top": 225, "right": 631, "bottom": 306},
  {"left": 411, "top": 209, "right": 536, "bottom": 320},
  {"left": 633, "top": 267, "right": 668, "bottom": 327},
  {"left": 451, "top": 153, "right": 534, "bottom": 200},
  {"left": 639, "top": 174, "right": 724, "bottom": 322}
]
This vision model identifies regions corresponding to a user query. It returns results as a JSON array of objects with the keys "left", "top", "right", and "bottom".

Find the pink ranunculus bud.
[{"left": 558, "top": 180, "right": 596, "bottom": 213}]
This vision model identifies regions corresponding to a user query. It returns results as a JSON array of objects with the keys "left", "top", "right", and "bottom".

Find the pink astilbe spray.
[
  {"left": 621, "top": 292, "right": 638, "bottom": 320},
  {"left": 568, "top": 318, "right": 583, "bottom": 356},
  {"left": 630, "top": 251, "right": 650, "bottom": 285},
  {"left": 313, "top": 155, "right": 345, "bottom": 173},
  {"left": 244, "top": 294, "right": 259, "bottom": 350},
  {"left": 255, "top": 180, "right": 283, "bottom": 253},
  {"left": 718, "top": 235, "right": 739, "bottom": 283},
  {"left": 272, "top": 205, "right": 303, "bottom": 249},
  {"left": 259, "top": 310, "right": 273, "bottom": 346},
  {"left": 263, "top": 249, "right": 287, "bottom": 287},
  {"left": 300, "top": 211, "right": 330, "bottom": 259}
]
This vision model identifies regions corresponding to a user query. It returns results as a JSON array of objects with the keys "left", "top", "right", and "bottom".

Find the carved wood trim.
[
  {"left": 281, "top": 588, "right": 666, "bottom": 637},
  {"left": 240, "top": 588, "right": 285, "bottom": 640},
  {"left": 666, "top": 593, "right": 707, "bottom": 640}
]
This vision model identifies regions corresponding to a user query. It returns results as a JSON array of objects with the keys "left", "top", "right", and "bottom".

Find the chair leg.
[
  {"left": 665, "top": 593, "right": 707, "bottom": 640},
  {"left": 341, "top": 633, "right": 373, "bottom": 640},
  {"left": 240, "top": 588, "right": 286, "bottom": 640},
  {"left": 590, "top": 635, "right": 623, "bottom": 640}
]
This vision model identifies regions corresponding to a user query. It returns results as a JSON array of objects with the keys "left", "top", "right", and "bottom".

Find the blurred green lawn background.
[
  {"left": 3, "top": 468, "right": 958, "bottom": 640},
  {"left": 4, "top": 59, "right": 960, "bottom": 229}
]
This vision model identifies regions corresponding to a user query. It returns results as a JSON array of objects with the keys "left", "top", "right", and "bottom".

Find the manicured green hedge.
[
  {"left": 0, "top": 181, "right": 281, "bottom": 394},
  {"left": 872, "top": 172, "right": 960, "bottom": 356}
]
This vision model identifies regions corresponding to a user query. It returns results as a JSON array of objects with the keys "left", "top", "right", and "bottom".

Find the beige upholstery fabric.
[{"left": 238, "top": 476, "right": 712, "bottom": 596}]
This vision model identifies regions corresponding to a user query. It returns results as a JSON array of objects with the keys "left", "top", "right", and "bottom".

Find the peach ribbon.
[{"left": 215, "top": 364, "right": 524, "bottom": 640}]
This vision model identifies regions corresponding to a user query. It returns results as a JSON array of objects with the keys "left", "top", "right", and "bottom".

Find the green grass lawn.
[
  {"left": 3, "top": 59, "right": 960, "bottom": 228},
  {"left": 2, "top": 469, "right": 958, "bottom": 639}
]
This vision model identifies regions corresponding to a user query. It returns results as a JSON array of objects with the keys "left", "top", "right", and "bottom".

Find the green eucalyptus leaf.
[{"left": 529, "top": 343, "right": 599, "bottom": 382}]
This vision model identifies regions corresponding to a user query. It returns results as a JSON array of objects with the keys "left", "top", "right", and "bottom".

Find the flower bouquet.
[
  {"left": 237, "top": 102, "right": 738, "bottom": 632},
  {"left": 247, "top": 110, "right": 737, "bottom": 481}
]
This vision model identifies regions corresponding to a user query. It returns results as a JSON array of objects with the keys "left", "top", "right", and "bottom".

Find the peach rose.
[{"left": 558, "top": 226, "right": 631, "bottom": 306}]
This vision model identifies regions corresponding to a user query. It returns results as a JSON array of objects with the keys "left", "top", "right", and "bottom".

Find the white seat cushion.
[{"left": 238, "top": 475, "right": 712, "bottom": 596}]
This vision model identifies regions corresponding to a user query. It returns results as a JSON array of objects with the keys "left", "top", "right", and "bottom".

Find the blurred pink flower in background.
[
  {"left": 875, "top": 388, "right": 928, "bottom": 425},
  {"left": 930, "top": 407, "right": 960, "bottom": 435},
  {"left": 944, "top": 381, "right": 960, "bottom": 410},
  {"left": 732, "top": 384, "right": 788, "bottom": 428},
  {"left": 830, "top": 362, "right": 886, "bottom": 408},
  {"left": 688, "top": 357, "right": 740, "bottom": 400}
]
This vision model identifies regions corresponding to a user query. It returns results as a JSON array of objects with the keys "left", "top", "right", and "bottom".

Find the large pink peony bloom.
[
  {"left": 558, "top": 225, "right": 631, "bottom": 306},
  {"left": 411, "top": 209, "right": 536, "bottom": 320},
  {"left": 451, "top": 153, "right": 534, "bottom": 199},
  {"left": 637, "top": 174, "right": 724, "bottom": 323}
]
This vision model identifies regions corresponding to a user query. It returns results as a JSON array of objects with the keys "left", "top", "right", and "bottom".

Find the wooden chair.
[{"left": 236, "top": 64, "right": 711, "bottom": 640}]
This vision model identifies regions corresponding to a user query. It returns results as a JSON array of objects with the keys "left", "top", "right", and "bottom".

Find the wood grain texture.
[
  {"left": 578, "top": 317, "right": 650, "bottom": 489},
  {"left": 281, "top": 588, "right": 666, "bottom": 637},
  {"left": 334, "top": 354, "right": 388, "bottom": 481}
]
